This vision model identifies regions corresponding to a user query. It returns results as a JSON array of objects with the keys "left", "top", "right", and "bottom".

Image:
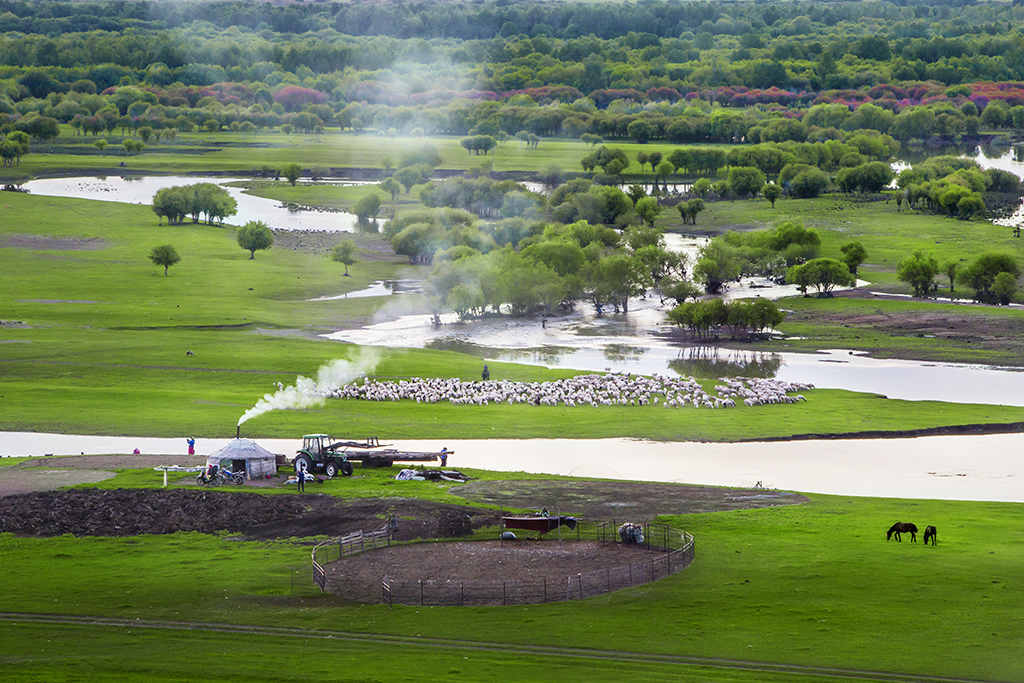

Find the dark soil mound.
[{"left": 0, "top": 489, "right": 500, "bottom": 540}]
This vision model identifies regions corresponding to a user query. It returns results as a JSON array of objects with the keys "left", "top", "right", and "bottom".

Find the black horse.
[
  {"left": 923, "top": 525, "right": 937, "bottom": 546},
  {"left": 886, "top": 522, "right": 918, "bottom": 542}
]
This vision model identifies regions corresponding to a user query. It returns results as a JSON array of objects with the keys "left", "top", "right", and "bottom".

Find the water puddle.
[{"left": 307, "top": 279, "right": 422, "bottom": 301}]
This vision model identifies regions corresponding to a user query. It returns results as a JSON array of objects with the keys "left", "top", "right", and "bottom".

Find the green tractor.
[{"left": 293, "top": 434, "right": 355, "bottom": 478}]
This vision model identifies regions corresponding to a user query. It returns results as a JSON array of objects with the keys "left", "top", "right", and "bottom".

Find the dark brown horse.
[
  {"left": 923, "top": 525, "right": 937, "bottom": 546},
  {"left": 886, "top": 522, "right": 918, "bottom": 542}
]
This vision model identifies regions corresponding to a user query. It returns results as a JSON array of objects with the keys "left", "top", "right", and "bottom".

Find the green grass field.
[
  {"left": 3, "top": 129, "right": 692, "bottom": 180},
  {"left": 1, "top": 471, "right": 1021, "bottom": 681},
  {"left": 4, "top": 192, "right": 1024, "bottom": 439},
  {"left": 228, "top": 178, "right": 429, "bottom": 218},
  {"left": 685, "top": 195, "right": 1024, "bottom": 292}
]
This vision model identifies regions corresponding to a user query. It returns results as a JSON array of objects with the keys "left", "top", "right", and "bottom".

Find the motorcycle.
[{"left": 195, "top": 464, "right": 245, "bottom": 486}]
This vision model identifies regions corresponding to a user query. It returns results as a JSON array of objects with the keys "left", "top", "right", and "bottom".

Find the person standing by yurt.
[{"left": 186, "top": 437, "right": 195, "bottom": 456}]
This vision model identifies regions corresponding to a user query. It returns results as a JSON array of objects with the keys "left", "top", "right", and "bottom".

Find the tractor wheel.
[
  {"left": 341, "top": 461, "right": 354, "bottom": 477},
  {"left": 294, "top": 454, "right": 313, "bottom": 474},
  {"left": 325, "top": 461, "right": 339, "bottom": 479}
]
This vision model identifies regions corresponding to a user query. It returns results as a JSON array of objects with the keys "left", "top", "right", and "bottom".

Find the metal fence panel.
[{"left": 315, "top": 521, "right": 695, "bottom": 604}]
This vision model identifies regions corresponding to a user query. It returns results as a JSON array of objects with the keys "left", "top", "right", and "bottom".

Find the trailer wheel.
[
  {"left": 341, "top": 461, "right": 354, "bottom": 477},
  {"left": 325, "top": 461, "right": 339, "bottom": 479}
]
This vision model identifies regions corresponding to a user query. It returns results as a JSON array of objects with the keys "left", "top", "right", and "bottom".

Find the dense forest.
[
  {"left": 4, "top": 0, "right": 1024, "bottom": 311},
  {"left": 6, "top": 0, "right": 1024, "bottom": 145}
]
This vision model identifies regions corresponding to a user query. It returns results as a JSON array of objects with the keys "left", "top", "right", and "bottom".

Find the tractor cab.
[
  {"left": 302, "top": 434, "right": 332, "bottom": 457},
  {"left": 295, "top": 434, "right": 353, "bottom": 478}
]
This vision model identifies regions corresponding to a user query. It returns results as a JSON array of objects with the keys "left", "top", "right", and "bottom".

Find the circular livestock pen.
[{"left": 312, "top": 521, "right": 695, "bottom": 605}]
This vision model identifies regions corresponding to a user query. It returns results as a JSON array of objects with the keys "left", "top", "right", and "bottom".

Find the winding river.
[{"left": 1, "top": 432, "right": 1020, "bottom": 502}]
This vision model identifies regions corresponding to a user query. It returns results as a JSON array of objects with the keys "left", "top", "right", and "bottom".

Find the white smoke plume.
[{"left": 237, "top": 349, "right": 380, "bottom": 426}]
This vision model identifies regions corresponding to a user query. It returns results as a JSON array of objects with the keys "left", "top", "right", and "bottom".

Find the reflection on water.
[
  {"left": 668, "top": 347, "right": 782, "bottom": 378},
  {"left": 602, "top": 343, "right": 647, "bottom": 363},
  {"left": 22, "top": 175, "right": 366, "bottom": 232},
  {"left": 426, "top": 339, "right": 576, "bottom": 366}
]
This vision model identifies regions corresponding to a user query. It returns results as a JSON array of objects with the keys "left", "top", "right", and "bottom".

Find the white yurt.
[{"left": 205, "top": 438, "right": 278, "bottom": 480}]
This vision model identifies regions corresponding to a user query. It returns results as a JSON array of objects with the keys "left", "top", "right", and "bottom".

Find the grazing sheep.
[{"left": 327, "top": 373, "right": 813, "bottom": 412}]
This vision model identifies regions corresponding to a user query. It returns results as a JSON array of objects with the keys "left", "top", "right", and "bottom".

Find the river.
[{"left": 1, "top": 431, "right": 1019, "bottom": 502}]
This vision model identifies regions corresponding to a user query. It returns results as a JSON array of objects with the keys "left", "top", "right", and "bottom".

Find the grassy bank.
[{"left": 0, "top": 471, "right": 1021, "bottom": 681}]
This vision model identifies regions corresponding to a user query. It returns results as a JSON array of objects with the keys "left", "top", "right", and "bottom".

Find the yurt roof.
[{"left": 207, "top": 438, "right": 278, "bottom": 461}]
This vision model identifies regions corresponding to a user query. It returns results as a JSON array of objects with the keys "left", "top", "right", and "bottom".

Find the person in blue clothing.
[
  {"left": 186, "top": 437, "right": 195, "bottom": 456},
  {"left": 439, "top": 447, "right": 449, "bottom": 467},
  {"left": 296, "top": 466, "right": 305, "bottom": 493}
]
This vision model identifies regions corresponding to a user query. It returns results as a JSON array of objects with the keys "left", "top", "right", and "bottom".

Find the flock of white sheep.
[{"left": 328, "top": 373, "right": 812, "bottom": 409}]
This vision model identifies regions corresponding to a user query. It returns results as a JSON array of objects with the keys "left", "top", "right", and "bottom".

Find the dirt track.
[
  {"left": 791, "top": 290, "right": 1024, "bottom": 363},
  {"left": 452, "top": 480, "right": 806, "bottom": 519},
  {"left": 0, "top": 455, "right": 205, "bottom": 497}
]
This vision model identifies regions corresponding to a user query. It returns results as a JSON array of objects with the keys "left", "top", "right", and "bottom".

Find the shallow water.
[
  {"left": 307, "top": 279, "right": 422, "bottom": 301},
  {"left": 1, "top": 431, "right": 1019, "bottom": 502},
  {"left": 22, "top": 176, "right": 364, "bottom": 232},
  {"left": 327, "top": 308, "right": 1024, "bottom": 405},
  {"left": 894, "top": 147, "right": 1024, "bottom": 227}
]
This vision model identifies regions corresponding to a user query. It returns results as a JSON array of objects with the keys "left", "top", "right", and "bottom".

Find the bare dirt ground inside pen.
[{"left": 325, "top": 540, "right": 654, "bottom": 591}]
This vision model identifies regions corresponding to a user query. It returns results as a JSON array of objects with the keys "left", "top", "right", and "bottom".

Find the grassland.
[
  {"left": 681, "top": 194, "right": 1024, "bottom": 291},
  {"left": 3, "top": 129, "right": 688, "bottom": 180},
  {"left": 1, "top": 471, "right": 1022, "bottom": 681},
  {"left": 4, "top": 192, "right": 1024, "bottom": 439}
]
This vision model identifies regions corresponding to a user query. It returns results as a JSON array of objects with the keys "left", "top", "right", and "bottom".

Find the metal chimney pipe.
[{"left": 236, "top": 425, "right": 241, "bottom": 439}]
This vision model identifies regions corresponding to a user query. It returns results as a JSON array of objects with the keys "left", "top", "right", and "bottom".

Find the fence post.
[
  {"left": 628, "top": 563, "right": 632, "bottom": 584},
  {"left": 419, "top": 579, "right": 423, "bottom": 606},
  {"left": 578, "top": 573, "right": 583, "bottom": 600},
  {"left": 650, "top": 557, "right": 655, "bottom": 582},
  {"left": 503, "top": 581, "right": 507, "bottom": 606},
  {"left": 461, "top": 582, "right": 464, "bottom": 606},
  {"left": 543, "top": 577, "right": 547, "bottom": 602},
  {"left": 606, "top": 567, "right": 610, "bottom": 592}
]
